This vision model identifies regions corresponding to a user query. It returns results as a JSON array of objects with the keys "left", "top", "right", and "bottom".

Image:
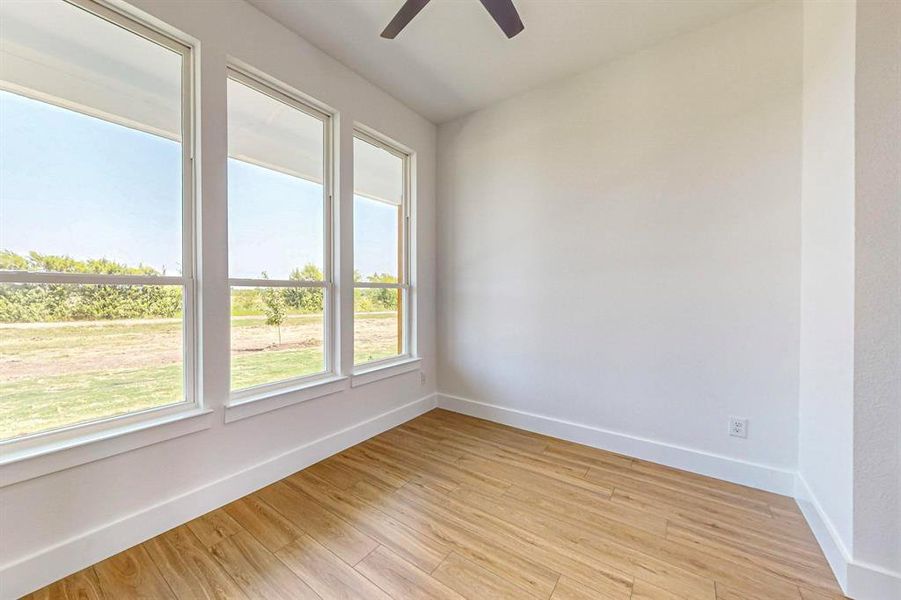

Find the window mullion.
[
  {"left": 0, "top": 272, "right": 187, "bottom": 286},
  {"left": 229, "top": 278, "right": 326, "bottom": 288},
  {"left": 352, "top": 282, "right": 402, "bottom": 290}
]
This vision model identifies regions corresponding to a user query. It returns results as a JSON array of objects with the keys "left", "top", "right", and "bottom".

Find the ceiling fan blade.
[
  {"left": 478, "top": 0, "right": 524, "bottom": 38},
  {"left": 381, "top": 0, "right": 432, "bottom": 39}
]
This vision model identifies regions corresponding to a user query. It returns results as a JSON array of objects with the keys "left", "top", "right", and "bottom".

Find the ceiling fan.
[{"left": 381, "top": 0, "right": 524, "bottom": 39}]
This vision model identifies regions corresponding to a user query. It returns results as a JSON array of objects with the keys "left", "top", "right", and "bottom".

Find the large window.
[
  {"left": 353, "top": 132, "right": 411, "bottom": 367},
  {"left": 0, "top": 0, "right": 194, "bottom": 441},
  {"left": 227, "top": 69, "right": 332, "bottom": 396}
]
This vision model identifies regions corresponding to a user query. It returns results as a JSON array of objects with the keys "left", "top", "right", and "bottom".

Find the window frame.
[
  {"left": 0, "top": 0, "right": 198, "bottom": 451},
  {"left": 352, "top": 128, "right": 414, "bottom": 372},
  {"left": 225, "top": 66, "right": 337, "bottom": 404}
]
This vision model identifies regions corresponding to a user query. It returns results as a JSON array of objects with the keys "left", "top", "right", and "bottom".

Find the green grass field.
[{"left": 0, "top": 312, "right": 399, "bottom": 440}]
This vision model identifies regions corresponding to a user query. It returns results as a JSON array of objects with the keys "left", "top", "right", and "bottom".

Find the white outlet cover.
[{"left": 729, "top": 417, "right": 748, "bottom": 438}]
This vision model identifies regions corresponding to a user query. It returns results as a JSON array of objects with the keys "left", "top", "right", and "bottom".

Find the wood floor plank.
[
  {"left": 447, "top": 484, "right": 709, "bottom": 599},
  {"left": 542, "top": 440, "right": 636, "bottom": 470},
  {"left": 588, "top": 467, "right": 773, "bottom": 520},
  {"left": 59, "top": 568, "right": 104, "bottom": 600},
  {"left": 93, "top": 545, "right": 176, "bottom": 599},
  {"left": 285, "top": 469, "right": 452, "bottom": 572},
  {"left": 797, "top": 586, "right": 850, "bottom": 600},
  {"left": 506, "top": 482, "right": 668, "bottom": 536},
  {"left": 355, "top": 545, "right": 466, "bottom": 600},
  {"left": 413, "top": 420, "right": 540, "bottom": 461},
  {"left": 665, "top": 509, "right": 823, "bottom": 556},
  {"left": 256, "top": 480, "right": 378, "bottom": 565},
  {"left": 629, "top": 459, "right": 796, "bottom": 509},
  {"left": 550, "top": 576, "right": 624, "bottom": 600},
  {"left": 435, "top": 427, "right": 591, "bottom": 481},
  {"left": 186, "top": 508, "right": 242, "bottom": 549},
  {"left": 333, "top": 446, "right": 412, "bottom": 489},
  {"left": 665, "top": 520, "right": 836, "bottom": 585},
  {"left": 304, "top": 458, "right": 364, "bottom": 490},
  {"left": 373, "top": 425, "right": 462, "bottom": 461},
  {"left": 209, "top": 530, "right": 320, "bottom": 600},
  {"left": 423, "top": 410, "right": 550, "bottom": 453},
  {"left": 19, "top": 580, "right": 68, "bottom": 600},
  {"left": 24, "top": 567, "right": 104, "bottom": 600},
  {"left": 367, "top": 434, "right": 511, "bottom": 495},
  {"left": 770, "top": 503, "right": 811, "bottom": 521},
  {"left": 144, "top": 524, "right": 248, "bottom": 600},
  {"left": 610, "top": 488, "right": 815, "bottom": 548},
  {"left": 631, "top": 578, "right": 699, "bottom": 600},
  {"left": 351, "top": 480, "right": 560, "bottom": 598},
  {"left": 714, "top": 580, "right": 802, "bottom": 600},
  {"left": 354, "top": 437, "right": 462, "bottom": 494},
  {"left": 370, "top": 423, "right": 458, "bottom": 456},
  {"left": 29, "top": 410, "right": 843, "bottom": 600},
  {"left": 587, "top": 459, "right": 774, "bottom": 516},
  {"left": 432, "top": 552, "right": 532, "bottom": 600},
  {"left": 407, "top": 481, "right": 634, "bottom": 599},
  {"left": 455, "top": 453, "right": 611, "bottom": 504},
  {"left": 22, "top": 580, "right": 67, "bottom": 600},
  {"left": 222, "top": 494, "right": 305, "bottom": 553},
  {"left": 275, "top": 534, "right": 391, "bottom": 599}
]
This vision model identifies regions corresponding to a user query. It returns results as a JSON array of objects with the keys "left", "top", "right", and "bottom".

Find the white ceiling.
[{"left": 249, "top": 0, "right": 764, "bottom": 123}]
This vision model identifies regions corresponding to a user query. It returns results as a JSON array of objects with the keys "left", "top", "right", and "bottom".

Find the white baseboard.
[
  {"left": 795, "top": 474, "right": 901, "bottom": 600},
  {"left": 794, "top": 473, "right": 851, "bottom": 590},
  {"left": 847, "top": 560, "right": 901, "bottom": 600},
  {"left": 437, "top": 392, "right": 796, "bottom": 496},
  {"left": 1, "top": 393, "right": 437, "bottom": 600}
]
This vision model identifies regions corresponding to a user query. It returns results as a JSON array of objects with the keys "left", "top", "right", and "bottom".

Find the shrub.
[
  {"left": 0, "top": 251, "right": 182, "bottom": 322},
  {"left": 283, "top": 263, "right": 324, "bottom": 313}
]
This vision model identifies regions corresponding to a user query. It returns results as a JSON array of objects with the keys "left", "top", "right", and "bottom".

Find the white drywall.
[
  {"left": 853, "top": 0, "right": 901, "bottom": 584},
  {"left": 437, "top": 2, "right": 803, "bottom": 473},
  {"left": 797, "top": 2, "right": 901, "bottom": 595},
  {"left": 0, "top": 0, "right": 437, "bottom": 596},
  {"left": 798, "top": 0, "right": 857, "bottom": 565}
]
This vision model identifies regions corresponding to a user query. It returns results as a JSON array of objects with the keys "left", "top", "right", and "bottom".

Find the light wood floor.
[{"left": 24, "top": 409, "right": 847, "bottom": 600}]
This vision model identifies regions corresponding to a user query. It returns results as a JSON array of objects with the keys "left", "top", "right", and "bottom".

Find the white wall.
[
  {"left": 0, "top": 0, "right": 437, "bottom": 597},
  {"left": 797, "top": 0, "right": 857, "bottom": 565},
  {"left": 852, "top": 0, "right": 900, "bottom": 583},
  {"left": 797, "top": 2, "right": 901, "bottom": 595},
  {"left": 437, "top": 2, "right": 802, "bottom": 481}
]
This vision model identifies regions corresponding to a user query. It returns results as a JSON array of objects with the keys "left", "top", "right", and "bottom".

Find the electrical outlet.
[
  {"left": 420, "top": 372, "right": 426, "bottom": 385},
  {"left": 729, "top": 417, "right": 748, "bottom": 438}
]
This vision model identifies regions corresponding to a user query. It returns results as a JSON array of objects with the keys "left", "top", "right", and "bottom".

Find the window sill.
[
  {"left": 0, "top": 407, "right": 213, "bottom": 487},
  {"left": 351, "top": 357, "right": 421, "bottom": 388},
  {"left": 225, "top": 375, "right": 348, "bottom": 423}
]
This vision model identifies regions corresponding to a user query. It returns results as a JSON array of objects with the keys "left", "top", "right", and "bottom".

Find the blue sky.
[{"left": 0, "top": 90, "right": 397, "bottom": 279}]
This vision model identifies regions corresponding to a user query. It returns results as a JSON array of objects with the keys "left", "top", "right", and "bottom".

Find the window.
[
  {"left": 353, "top": 132, "right": 411, "bottom": 368},
  {"left": 0, "top": 0, "right": 194, "bottom": 442},
  {"left": 227, "top": 69, "right": 332, "bottom": 396}
]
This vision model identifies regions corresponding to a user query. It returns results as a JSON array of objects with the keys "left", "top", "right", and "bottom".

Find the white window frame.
[
  {"left": 352, "top": 128, "right": 414, "bottom": 373},
  {"left": 0, "top": 0, "right": 199, "bottom": 456},
  {"left": 225, "top": 67, "right": 337, "bottom": 405}
]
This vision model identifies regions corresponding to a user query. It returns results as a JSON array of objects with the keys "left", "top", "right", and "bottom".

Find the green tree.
[
  {"left": 262, "top": 285, "right": 287, "bottom": 345},
  {"left": 284, "top": 263, "right": 324, "bottom": 313},
  {"left": 366, "top": 272, "right": 399, "bottom": 311},
  {"left": 0, "top": 250, "right": 28, "bottom": 271}
]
